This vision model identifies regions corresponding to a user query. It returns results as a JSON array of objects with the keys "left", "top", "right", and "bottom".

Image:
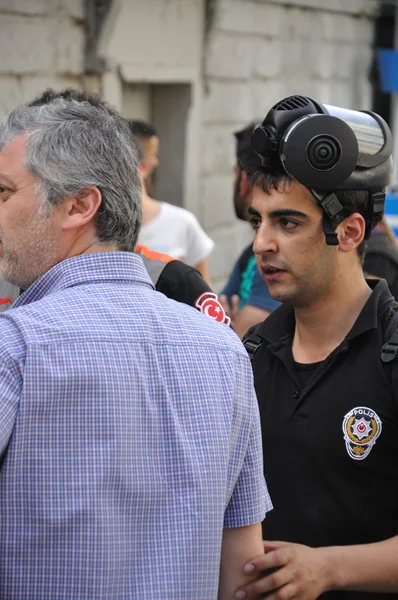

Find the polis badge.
[
  {"left": 195, "top": 292, "right": 231, "bottom": 326},
  {"left": 342, "top": 406, "right": 382, "bottom": 461}
]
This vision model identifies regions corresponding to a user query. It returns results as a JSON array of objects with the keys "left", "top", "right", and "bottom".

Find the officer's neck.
[{"left": 292, "top": 269, "right": 372, "bottom": 364}]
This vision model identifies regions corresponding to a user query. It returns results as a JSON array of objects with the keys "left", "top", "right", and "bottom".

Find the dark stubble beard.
[{"left": 267, "top": 246, "right": 339, "bottom": 308}]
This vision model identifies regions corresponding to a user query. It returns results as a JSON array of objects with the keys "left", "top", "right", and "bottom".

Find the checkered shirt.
[{"left": 0, "top": 252, "right": 271, "bottom": 600}]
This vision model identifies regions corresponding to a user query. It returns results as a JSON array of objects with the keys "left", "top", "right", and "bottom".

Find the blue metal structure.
[{"left": 385, "top": 193, "right": 398, "bottom": 236}]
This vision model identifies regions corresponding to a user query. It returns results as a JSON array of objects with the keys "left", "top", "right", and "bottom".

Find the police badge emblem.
[{"left": 342, "top": 406, "right": 382, "bottom": 460}]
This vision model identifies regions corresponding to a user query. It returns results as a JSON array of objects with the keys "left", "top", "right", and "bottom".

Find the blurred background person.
[
  {"left": 128, "top": 120, "right": 158, "bottom": 197},
  {"left": 363, "top": 216, "right": 398, "bottom": 298},
  {"left": 220, "top": 123, "right": 280, "bottom": 338},
  {"left": 129, "top": 120, "right": 214, "bottom": 284}
]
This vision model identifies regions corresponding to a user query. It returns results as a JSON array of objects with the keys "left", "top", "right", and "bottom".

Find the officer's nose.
[{"left": 253, "top": 224, "right": 278, "bottom": 256}]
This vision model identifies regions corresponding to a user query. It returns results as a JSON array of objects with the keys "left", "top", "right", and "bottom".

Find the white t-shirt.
[{"left": 138, "top": 202, "right": 214, "bottom": 267}]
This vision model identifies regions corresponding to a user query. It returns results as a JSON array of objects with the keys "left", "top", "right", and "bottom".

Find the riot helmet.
[{"left": 251, "top": 95, "right": 393, "bottom": 245}]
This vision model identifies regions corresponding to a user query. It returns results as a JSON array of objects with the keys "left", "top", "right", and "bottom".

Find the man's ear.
[
  {"left": 336, "top": 212, "right": 366, "bottom": 253},
  {"left": 61, "top": 186, "right": 102, "bottom": 232}
]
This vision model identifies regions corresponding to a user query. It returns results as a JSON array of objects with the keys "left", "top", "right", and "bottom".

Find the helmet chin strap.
[
  {"left": 311, "top": 190, "right": 343, "bottom": 246},
  {"left": 311, "top": 189, "right": 386, "bottom": 246},
  {"left": 321, "top": 213, "right": 340, "bottom": 246}
]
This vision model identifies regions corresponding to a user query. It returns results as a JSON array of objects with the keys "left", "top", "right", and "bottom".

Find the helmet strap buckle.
[
  {"left": 322, "top": 213, "right": 339, "bottom": 246},
  {"left": 311, "top": 190, "right": 343, "bottom": 246},
  {"left": 311, "top": 190, "right": 344, "bottom": 218},
  {"left": 371, "top": 191, "right": 385, "bottom": 217}
]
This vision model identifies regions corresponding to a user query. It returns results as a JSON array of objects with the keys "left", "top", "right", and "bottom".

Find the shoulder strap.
[
  {"left": 380, "top": 301, "right": 398, "bottom": 404},
  {"left": 380, "top": 301, "right": 398, "bottom": 363},
  {"left": 243, "top": 323, "right": 266, "bottom": 361}
]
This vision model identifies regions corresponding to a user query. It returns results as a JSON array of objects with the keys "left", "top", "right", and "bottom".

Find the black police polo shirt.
[{"left": 251, "top": 280, "right": 398, "bottom": 598}]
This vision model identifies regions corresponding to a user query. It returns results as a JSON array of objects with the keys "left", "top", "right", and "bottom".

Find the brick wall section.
[
  {"left": 203, "top": 0, "right": 377, "bottom": 288},
  {"left": 0, "top": 0, "right": 85, "bottom": 118}
]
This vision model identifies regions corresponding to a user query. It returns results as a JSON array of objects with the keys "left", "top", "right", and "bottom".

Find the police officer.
[
  {"left": 219, "top": 123, "right": 280, "bottom": 338},
  {"left": 135, "top": 244, "right": 230, "bottom": 324},
  {"left": 235, "top": 96, "right": 398, "bottom": 600}
]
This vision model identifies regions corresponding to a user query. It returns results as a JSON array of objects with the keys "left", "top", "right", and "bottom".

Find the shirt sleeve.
[
  {"left": 224, "top": 352, "right": 272, "bottom": 528},
  {"left": 246, "top": 265, "right": 281, "bottom": 311},
  {"left": 156, "top": 260, "right": 213, "bottom": 307},
  {"left": 183, "top": 213, "right": 215, "bottom": 267}
]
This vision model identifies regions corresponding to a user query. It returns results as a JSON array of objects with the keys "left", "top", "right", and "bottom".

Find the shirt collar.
[
  {"left": 258, "top": 278, "right": 393, "bottom": 345},
  {"left": 13, "top": 251, "right": 155, "bottom": 308}
]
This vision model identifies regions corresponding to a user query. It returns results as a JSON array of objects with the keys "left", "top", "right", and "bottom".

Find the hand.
[
  {"left": 234, "top": 541, "right": 332, "bottom": 600},
  {"left": 219, "top": 294, "right": 240, "bottom": 330}
]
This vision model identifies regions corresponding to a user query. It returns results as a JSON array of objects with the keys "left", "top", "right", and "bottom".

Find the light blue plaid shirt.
[{"left": 0, "top": 252, "right": 271, "bottom": 600}]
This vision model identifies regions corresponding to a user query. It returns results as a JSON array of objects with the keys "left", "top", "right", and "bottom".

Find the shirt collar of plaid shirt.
[{"left": 13, "top": 251, "right": 155, "bottom": 308}]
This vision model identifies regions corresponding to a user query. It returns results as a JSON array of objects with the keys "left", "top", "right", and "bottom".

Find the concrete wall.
[
  {"left": 98, "top": 0, "right": 205, "bottom": 216},
  {"left": 99, "top": 0, "right": 204, "bottom": 80},
  {"left": 0, "top": 0, "right": 88, "bottom": 118},
  {"left": 202, "top": 0, "right": 378, "bottom": 289}
]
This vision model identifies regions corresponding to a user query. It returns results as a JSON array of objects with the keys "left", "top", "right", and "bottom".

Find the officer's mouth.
[{"left": 260, "top": 264, "right": 287, "bottom": 281}]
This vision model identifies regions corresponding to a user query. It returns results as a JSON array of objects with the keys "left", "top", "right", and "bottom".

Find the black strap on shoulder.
[
  {"left": 243, "top": 325, "right": 266, "bottom": 361},
  {"left": 243, "top": 333, "right": 265, "bottom": 361},
  {"left": 381, "top": 301, "right": 398, "bottom": 363},
  {"left": 380, "top": 301, "right": 398, "bottom": 405}
]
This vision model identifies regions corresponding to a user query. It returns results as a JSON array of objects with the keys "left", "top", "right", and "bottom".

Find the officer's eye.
[
  {"left": 280, "top": 218, "right": 298, "bottom": 230},
  {"left": 249, "top": 218, "right": 261, "bottom": 230}
]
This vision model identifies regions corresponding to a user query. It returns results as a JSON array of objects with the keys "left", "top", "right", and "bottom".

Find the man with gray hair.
[
  {"left": 0, "top": 95, "right": 270, "bottom": 600},
  {"left": 24, "top": 88, "right": 222, "bottom": 318}
]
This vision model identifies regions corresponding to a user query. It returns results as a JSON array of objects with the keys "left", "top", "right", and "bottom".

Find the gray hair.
[{"left": 0, "top": 98, "right": 142, "bottom": 251}]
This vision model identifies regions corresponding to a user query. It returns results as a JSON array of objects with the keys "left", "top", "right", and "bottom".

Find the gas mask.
[{"left": 251, "top": 95, "right": 393, "bottom": 244}]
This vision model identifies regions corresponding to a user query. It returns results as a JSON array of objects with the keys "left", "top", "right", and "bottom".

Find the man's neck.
[
  {"left": 292, "top": 268, "right": 372, "bottom": 364},
  {"left": 59, "top": 226, "right": 121, "bottom": 263}
]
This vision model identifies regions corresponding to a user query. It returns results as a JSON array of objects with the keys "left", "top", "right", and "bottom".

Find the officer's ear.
[{"left": 336, "top": 212, "right": 366, "bottom": 253}]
